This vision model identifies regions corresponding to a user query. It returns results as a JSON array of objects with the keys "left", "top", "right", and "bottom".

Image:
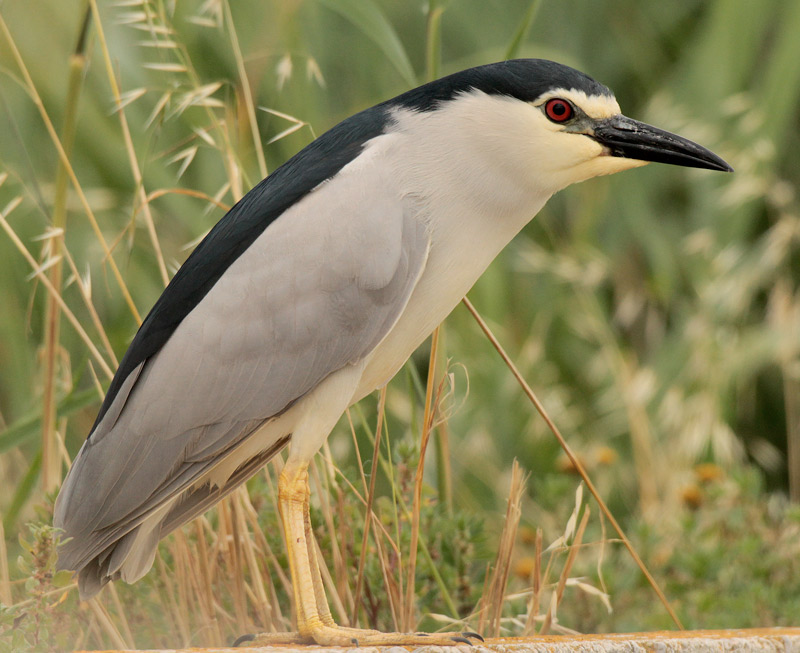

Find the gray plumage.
[{"left": 55, "top": 157, "right": 429, "bottom": 597}]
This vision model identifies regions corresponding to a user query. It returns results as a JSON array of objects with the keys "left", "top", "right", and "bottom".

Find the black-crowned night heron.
[{"left": 54, "top": 59, "right": 731, "bottom": 646}]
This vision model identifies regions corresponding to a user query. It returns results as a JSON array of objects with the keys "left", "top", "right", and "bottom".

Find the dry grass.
[{"left": 477, "top": 460, "right": 527, "bottom": 637}]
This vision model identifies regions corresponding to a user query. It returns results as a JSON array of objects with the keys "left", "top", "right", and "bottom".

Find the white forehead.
[{"left": 534, "top": 88, "right": 621, "bottom": 119}]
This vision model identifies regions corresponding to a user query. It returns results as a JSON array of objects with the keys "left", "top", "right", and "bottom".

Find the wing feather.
[{"left": 54, "top": 139, "right": 430, "bottom": 594}]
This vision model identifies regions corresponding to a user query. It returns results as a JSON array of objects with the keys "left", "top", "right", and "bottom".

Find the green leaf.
[
  {"left": 52, "top": 570, "right": 73, "bottom": 588},
  {"left": 16, "top": 555, "right": 29, "bottom": 575},
  {"left": 315, "top": 0, "right": 416, "bottom": 86},
  {"left": 504, "top": 0, "right": 542, "bottom": 61},
  {"left": 17, "top": 535, "right": 32, "bottom": 555}
]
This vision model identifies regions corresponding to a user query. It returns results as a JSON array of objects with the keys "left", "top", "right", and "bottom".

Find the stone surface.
[{"left": 76, "top": 628, "right": 800, "bottom": 653}]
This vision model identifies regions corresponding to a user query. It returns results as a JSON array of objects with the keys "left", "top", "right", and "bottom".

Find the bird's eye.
[{"left": 544, "top": 98, "right": 574, "bottom": 123}]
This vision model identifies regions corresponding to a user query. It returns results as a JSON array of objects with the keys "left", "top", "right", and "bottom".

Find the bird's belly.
[{"left": 352, "top": 288, "right": 461, "bottom": 402}]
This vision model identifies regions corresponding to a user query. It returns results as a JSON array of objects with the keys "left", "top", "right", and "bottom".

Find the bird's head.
[
  {"left": 389, "top": 60, "right": 732, "bottom": 198},
  {"left": 521, "top": 86, "right": 732, "bottom": 192}
]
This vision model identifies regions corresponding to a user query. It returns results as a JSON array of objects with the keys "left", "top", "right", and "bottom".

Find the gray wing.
[{"left": 54, "top": 153, "right": 429, "bottom": 590}]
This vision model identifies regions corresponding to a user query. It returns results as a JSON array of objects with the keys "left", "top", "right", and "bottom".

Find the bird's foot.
[{"left": 234, "top": 626, "right": 484, "bottom": 647}]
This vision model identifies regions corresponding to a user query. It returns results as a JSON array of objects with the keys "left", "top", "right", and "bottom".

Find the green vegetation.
[{"left": 1, "top": 0, "right": 798, "bottom": 650}]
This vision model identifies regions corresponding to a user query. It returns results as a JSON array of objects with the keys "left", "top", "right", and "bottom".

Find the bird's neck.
[
  {"left": 351, "top": 126, "right": 551, "bottom": 400},
  {"left": 385, "top": 108, "right": 553, "bottom": 271}
]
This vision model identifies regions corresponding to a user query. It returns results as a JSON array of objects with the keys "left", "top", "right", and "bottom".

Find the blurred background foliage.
[{"left": 0, "top": 0, "right": 799, "bottom": 649}]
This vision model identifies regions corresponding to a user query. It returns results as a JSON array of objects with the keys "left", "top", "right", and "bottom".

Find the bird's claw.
[
  {"left": 232, "top": 633, "right": 255, "bottom": 647},
  {"left": 414, "top": 630, "right": 483, "bottom": 645},
  {"left": 462, "top": 631, "right": 485, "bottom": 642}
]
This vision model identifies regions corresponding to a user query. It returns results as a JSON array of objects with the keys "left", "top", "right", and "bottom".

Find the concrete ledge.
[{"left": 79, "top": 628, "right": 800, "bottom": 652}]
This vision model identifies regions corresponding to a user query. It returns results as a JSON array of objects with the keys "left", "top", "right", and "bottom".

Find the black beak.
[{"left": 591, "top": 115, "right": 733, "bottom": 172}]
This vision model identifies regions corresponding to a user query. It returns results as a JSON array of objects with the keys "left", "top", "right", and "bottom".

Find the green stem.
[{"left": 41, "top": 5, "right": 91, "bottom": 493}]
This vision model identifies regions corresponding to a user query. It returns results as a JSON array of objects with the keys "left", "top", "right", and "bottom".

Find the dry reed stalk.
[
  {"left": 221, "top": 0, "right": 267, "bottom": 179},
  {"left": 87, "top": 596, "right": 130, "bottom": 650},
  {"left": 224, "top": 493, "right": 249, "bottom": 634},
  {"left": 215, "top": 500, "right": 241, "bottom": 629},
  {"left": 403, "top": 325, "right": 441, "bottom": 631},
  {"left": 331, "top": 427, "right": 468, "bottom": 622},
  {"left": 238, "top": 496, "right": 291, "bottom": 626},
  {"left": 202, "top": 516, "right": 221, "bottom": 596},
  {"left": 596, "top": 511, "right": 610, "bottom": 607},
  {"left": 433, "top": 326, "right": 453, "bottom": 512},
  {"left": 346, "top": 409, "right": 370, "bottom": 496},
  {"left": 54, "top": 416, "right": 72, "bottom": 472},
  {"left": 106, "top": 584, "right": 135, "bottom": 647},
  {"left": 193, "top": 519, "right": 224, "bottom": 644},
  {"left": 202, "top": 513, "right": 241, "bottom": 633},
  {"left": 540, "top": 506, "right": 590, "bottom": 635},
  {"left": 434, "top": 412, "right": 453, "bottom": 512},
  {"left": 480, "top": 460, "right": 528, "bottom": 637},
  {"left": 309, "top": 462, "right": 352, "bottom": 624},
  {"left": 88, "top": 0, "right": 169, "bottom": 286},
  {"left": 223, "top": 103, "right": 244, "bottom": 201},
  {"left": 353, "top": 386, "right": 388, "bottom": 624},
  {"left": 236, "top": 490, "right": 282, "bottom": 630},
  {"left": 171, "top": 529, "right": 196, "bottom": 642},
  {"left": 473, "top": 559, "right": 491, "bottom": 629},
  {"left": 146, "top": 187, "right": 232, "bottom": 212},
  {"left": 157, "top": 552, "right": 191, "bottom": 645},
  {"left": 522, "top": 527, "right": 543, "bottom": 635},
  {"left": 371, "top": 513, "right": 402, "bottom": 630},
  {"left": 231, "top": 491, "right": 270, "bottom": 629},
  {"left": 192, "top": 526, "right": 227, "bottom": 644},
  {"left": 72, "top": 603, "right": 89, "bottom": 652},
  {"left": 538, "top": 592, "right": 556, "bottom": 636},
  {"left": 85, "top": 608, "right": 105, "bottom": 649}
]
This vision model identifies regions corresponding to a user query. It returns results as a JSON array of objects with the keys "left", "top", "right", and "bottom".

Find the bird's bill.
[{"left": 590, "top": 115, "right": 733, "bottom": 172}]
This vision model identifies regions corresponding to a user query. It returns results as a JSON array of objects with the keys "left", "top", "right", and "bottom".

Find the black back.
[{"left": 91, "top": 59, "right": 610, "bottom": 430}]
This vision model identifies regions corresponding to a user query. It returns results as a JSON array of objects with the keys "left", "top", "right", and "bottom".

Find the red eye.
[{"left": 544, "top": 98, "right": 573, "bottom": 123}]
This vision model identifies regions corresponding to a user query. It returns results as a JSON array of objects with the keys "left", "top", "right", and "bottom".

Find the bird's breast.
[{"left": 353, "top": 189, "right": 548, "bottom": 402}]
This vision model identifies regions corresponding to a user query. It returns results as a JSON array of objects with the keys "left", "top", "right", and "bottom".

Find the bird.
[{"left": 54, "top": 59, "right": 731, "bottom": 646}]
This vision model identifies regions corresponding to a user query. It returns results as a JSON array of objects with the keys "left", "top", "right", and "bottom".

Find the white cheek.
[
  {"left": 550, "top": 134, "right": 605, "bottom": 170},
  {"left": 522, "top": 125, "right": 605, "bottom": 192},
  {"left": 584, "top": 155, "right": 649, "bottom": 177},
  {"left": 521, "top": 114, "right": 650, "bottom": 191},
  {"left": 551, "top": 153, "right": 648, "bottom": 190}
]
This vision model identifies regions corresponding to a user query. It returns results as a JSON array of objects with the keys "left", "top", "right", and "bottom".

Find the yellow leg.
[
  {"left": 302, "top": 486, "right": 337, "bottom": 627},
  {"left": 241, "top": 459, "right": 483, "bottom": 647}
]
